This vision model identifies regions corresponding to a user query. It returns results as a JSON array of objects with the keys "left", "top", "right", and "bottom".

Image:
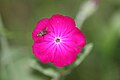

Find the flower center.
[
  {"left": 56, "top": 38, "right": 60, "bottom": 42},
  {"left": 54, "top": 37, "right": 61, "bottom": 44}
]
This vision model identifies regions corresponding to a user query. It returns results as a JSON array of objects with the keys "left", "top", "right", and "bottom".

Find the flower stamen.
[{"left": 56, "top": 38, "right": 60, "bottom": 42}]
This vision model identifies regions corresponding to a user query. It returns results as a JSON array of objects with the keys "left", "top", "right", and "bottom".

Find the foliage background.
[{"left": 0, "top": 0, "right": 120, "bottom": 80}]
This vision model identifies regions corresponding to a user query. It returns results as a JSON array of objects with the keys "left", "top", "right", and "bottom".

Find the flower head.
[{"left": 32, "top": 14, "right": 86, "bottom": 67}]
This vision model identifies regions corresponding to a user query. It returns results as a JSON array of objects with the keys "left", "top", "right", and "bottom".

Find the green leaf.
[
  {"left": 30, "top": 59, "right": 59, "bottom": 77},
  {"left": 74, "top": 43, "right": 93, "bottom": 67}
]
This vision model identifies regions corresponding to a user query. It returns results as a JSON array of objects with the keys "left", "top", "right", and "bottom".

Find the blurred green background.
[{"left": 0, "top": 0, "right": 120, "bottom": 80}]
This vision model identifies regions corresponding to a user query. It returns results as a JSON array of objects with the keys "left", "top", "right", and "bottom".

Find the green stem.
[{"left": 52, "top": 73, "right": 64, "bottom": 80}]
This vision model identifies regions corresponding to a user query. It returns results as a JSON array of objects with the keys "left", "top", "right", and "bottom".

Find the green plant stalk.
[{"left": 75, "top": 0, "right": 98, "bottom": 29}]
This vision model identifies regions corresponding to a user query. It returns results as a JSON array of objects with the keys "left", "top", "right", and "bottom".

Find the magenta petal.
[
  {"left": 32, "top": 42, "right": 55, "bottom": 63},
  {"left": 53, "top": 44, "right": 76, "bottom": 67},
  {"left": 62, "top": 27, "right": 86, "bottom": 48},
  {"left": 72, "top": 28, "right": 86, "bottom": 48},
  {"left": 49, "top": 14, "right": 76, "bottom": 37}
]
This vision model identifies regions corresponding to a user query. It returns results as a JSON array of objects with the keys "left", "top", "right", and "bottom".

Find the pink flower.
[{"left": 32, "top": 14, "right": 86, "bottom": 67}]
